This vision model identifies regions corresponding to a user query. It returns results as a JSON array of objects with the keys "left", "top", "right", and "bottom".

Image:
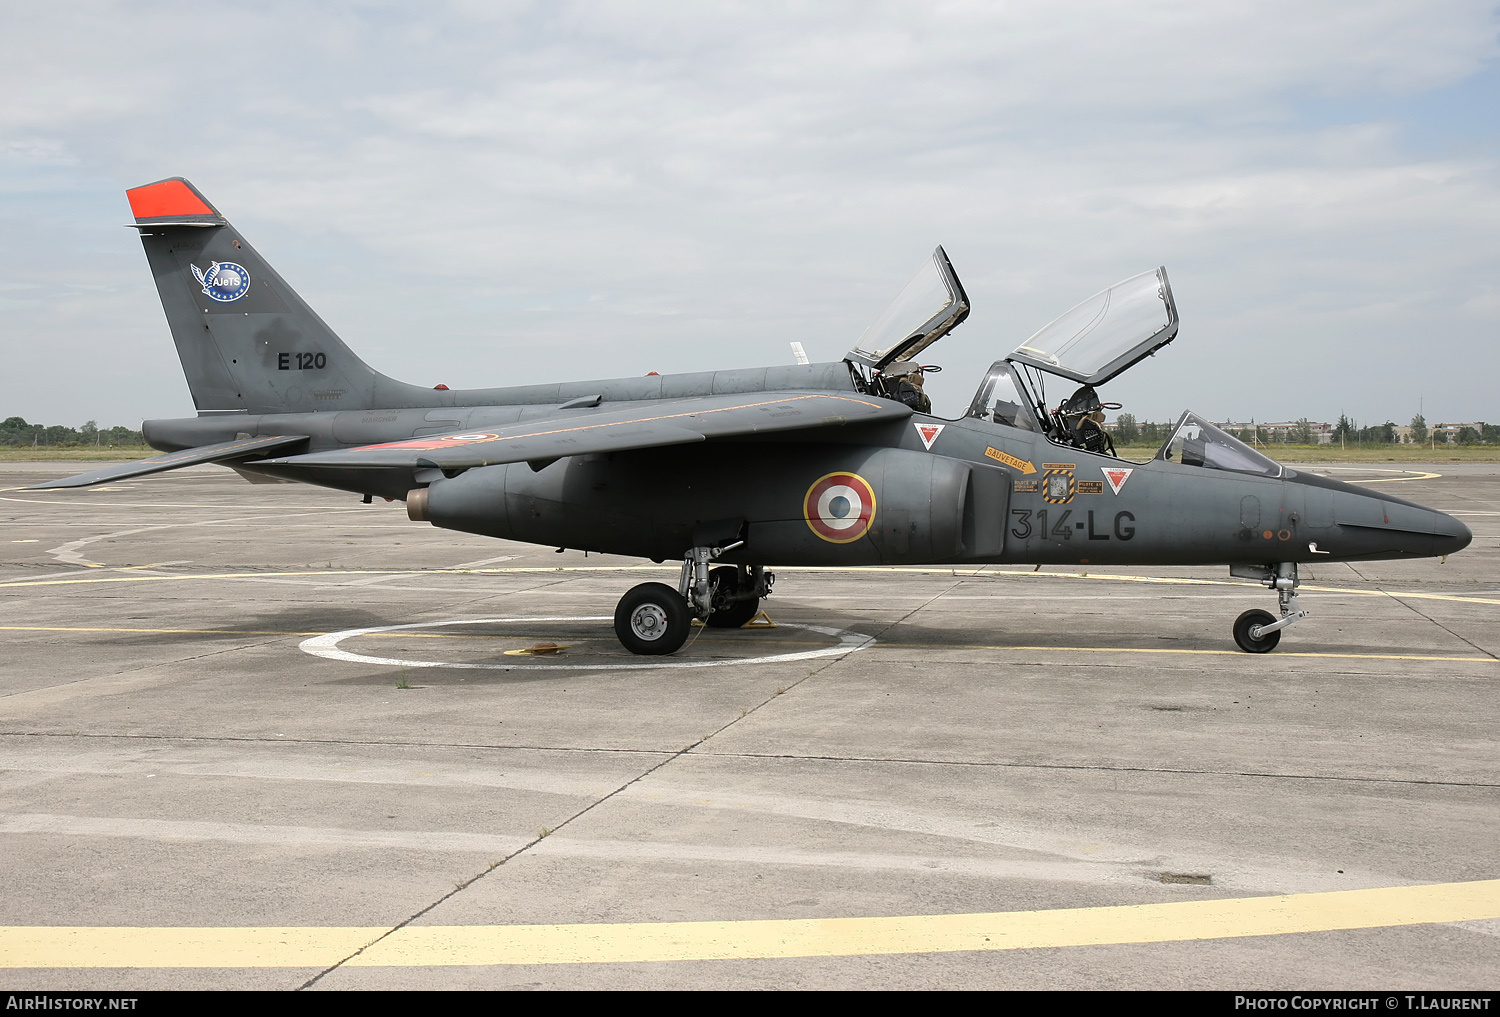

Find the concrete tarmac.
[{"left": 1, "top": 461, "right": 1496, "bottom": 989}]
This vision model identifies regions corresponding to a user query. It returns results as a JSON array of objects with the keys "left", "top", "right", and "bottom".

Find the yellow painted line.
[
  {"left": 0, "top": 567, "right": 666, "bottom": 590},
  {"left": 1350, "top": 474, "right": 1440, "bottom": 486},
  {"left": 0, "top": 626, "right": 822, "bottom": 647},
  {"left": 0, "top": 627, "right": 1484, "bottom": 663},
  {"left": 0, "top": 625, "right": 322, "bottom": 637},
  {"left": 2, "top": 879, "right": 1497, "bottom": 968},
  {"left": 0, "top": 926, "right": 375, "bottom": 969},
  {"left": 879, "top": 642, "right": 1499, "bottom": 664},
  {"left": 0, "top": 625, "right": 559, "bottom": 641},
  {"left": 0, "top": 626, "right": 1484, "bottom": 662},
  {"left": 6, "top": 566, "right": 1498, "bottom": 608},
  {"left": 1308, "top": 468, "right": 1443, "bottom": 485}
]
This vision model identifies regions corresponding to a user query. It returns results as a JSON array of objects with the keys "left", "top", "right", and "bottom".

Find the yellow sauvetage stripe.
[{"left": 1, "top": 880, "right": 1497, "bottom": 968}]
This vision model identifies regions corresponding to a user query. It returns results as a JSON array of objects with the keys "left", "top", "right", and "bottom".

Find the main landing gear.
[
  {"left": 1232, "top": 562, "right": 1308, "bottom": 653},
  {"left": 613, "top": 544, "right": 774, "bottom": 655}
]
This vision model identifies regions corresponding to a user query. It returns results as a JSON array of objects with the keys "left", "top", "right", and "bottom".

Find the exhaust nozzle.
[{"left": 406, "top": 487, "right": 430, "bottom": 522}]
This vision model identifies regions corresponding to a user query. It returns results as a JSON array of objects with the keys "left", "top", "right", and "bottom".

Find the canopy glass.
[
  {"left": 847, "top": 247, "right": 969, "bottom": 371},
  {"left": 1160, "top": 411, "right": 1283, "bottom": 478},
  {"left": 1006, "top": 267, "right": 1177, "bottom": 386}
]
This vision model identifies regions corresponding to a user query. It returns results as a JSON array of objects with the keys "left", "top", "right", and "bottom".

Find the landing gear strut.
[
  {"left": 1232, "top": 562, "right": 1307, "bottom": 653},
  {"left": 612, "top": 543, "right": 774, "bottom": 655}
]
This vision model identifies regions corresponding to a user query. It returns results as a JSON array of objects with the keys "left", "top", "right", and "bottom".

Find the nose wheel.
[
  {"left": 1230, "top": 562, "right": 1307, "bottom": 653},
  {"left": 1233, "top": 609, "right": 1280, "bottom": 653}
]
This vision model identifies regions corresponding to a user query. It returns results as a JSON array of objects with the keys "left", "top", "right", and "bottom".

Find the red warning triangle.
[
  {"left": 914, "top": 423, "right": 945, "bottom": 450},
  {"left": 1102, "top": 467, "right": 1133, "bottom": 494}
]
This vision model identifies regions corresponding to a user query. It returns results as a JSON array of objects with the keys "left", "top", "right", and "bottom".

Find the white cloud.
[{"left": 0, "top": 1, "right": 1496, "bottom": 427}]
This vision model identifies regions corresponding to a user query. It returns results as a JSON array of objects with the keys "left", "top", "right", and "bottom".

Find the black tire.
[
  {"left": 705, "top": 566, "right": 760, "bottom": 629},
  {"left": 615, "top": 582, "right": 690, "bottom": 655},
  {"left": 1233, "top": 609, "right": 1281, "bottom": 653}
]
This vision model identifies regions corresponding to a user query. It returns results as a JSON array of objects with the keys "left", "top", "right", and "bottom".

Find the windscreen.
[
  {"left": 1160, "top": 412, "right": 1282, "bottom": 478},
  {"left": 967, "top": 361, "right": 1038, "bottom": 431}
]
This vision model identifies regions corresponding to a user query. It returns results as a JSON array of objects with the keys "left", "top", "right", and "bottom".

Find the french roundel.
[{"left": 803, "top": 472, "right": 876, "bottom": 543}]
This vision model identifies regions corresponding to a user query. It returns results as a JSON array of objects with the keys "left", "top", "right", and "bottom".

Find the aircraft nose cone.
[
  {"left": 1375, "top": 500, "right": 1473, "bottom": 558},
  {"left": 1320, "top": 487, "right": 1472, "bottom": 559},
  {"left": 1434, "top": 512, "right": 1472, "bottom": 556}
]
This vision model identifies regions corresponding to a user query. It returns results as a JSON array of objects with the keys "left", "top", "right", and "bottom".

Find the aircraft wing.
[
  {"left": 25, "top": 434, "right": 310, "bottom": 490},
  {"left": 265, "top": 391, "right": 911, "bottom": 471}
]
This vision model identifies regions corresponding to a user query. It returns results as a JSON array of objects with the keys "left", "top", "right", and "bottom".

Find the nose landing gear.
[
  {"left": 1231, "top": 562, "right": 1307, "bottom": 654},
  {"left": 613, "top": 544, "right": 774, "bottom": 655}
]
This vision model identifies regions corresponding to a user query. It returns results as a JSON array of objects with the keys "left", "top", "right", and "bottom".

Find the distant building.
[
  {"left": 1215, "top": 420, "right": 1333, "bottom": 445},
  {"left": 1433, "top": 422, "right": 1488, "bottom": 444}
]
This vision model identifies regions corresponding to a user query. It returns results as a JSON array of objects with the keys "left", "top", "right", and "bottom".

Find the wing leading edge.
[
  {"left": 26, "top": 435, "right": 310, "bottom": 490},
  {"left": 265, "top": 391, "right": 911, "bottom": 471}
]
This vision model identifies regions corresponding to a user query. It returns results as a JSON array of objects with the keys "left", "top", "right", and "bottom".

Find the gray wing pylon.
[
  {"left": 266, "top": 392, "right": 911, "bottom": 471},
  {"left": 26, "top": 435, "right": 310, "bottom": 490}
]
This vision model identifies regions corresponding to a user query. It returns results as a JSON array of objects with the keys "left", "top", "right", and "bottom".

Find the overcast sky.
[{"left": 2, "top": 1, "right": 1497, "bottom": 428}]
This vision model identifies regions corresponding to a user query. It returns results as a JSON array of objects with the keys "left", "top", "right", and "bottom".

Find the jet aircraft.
[{"left": 33, "top": 178, "right": 1473, "bottom": 656}]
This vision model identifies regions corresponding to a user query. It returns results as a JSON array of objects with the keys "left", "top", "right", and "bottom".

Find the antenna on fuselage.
[{"left": 790, "top": 341, "right": 810, "bottom": 366}]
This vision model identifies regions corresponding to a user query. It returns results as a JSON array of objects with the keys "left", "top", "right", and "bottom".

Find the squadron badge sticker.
[
  {"left": 191, "top": 261, "right": 251, "bottom": 303},
  {"left": 804, "top": 472, "right": 876, "bottom": 543},
  {"left": 1041, "top": 464, "right": 1077, "bottom": 505}
]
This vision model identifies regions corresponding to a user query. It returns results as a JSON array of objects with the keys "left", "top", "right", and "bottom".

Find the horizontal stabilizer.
[
  {"left": 26, "top": 435, "right": 309, "bottom": 490},
  {"left": 266, "top": 391, "right": 910, "bottom": 471}
]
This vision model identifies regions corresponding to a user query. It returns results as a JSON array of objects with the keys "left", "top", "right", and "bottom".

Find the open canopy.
[
  {"left": 1007, "top": 267, "right": 1178, "bottom": 386},
  {"left": 846, "top": 247, "right": 969, "bottom": 372}
]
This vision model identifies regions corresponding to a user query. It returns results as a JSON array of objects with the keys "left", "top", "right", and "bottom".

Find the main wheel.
[
  {"left": 1233, "top": 609, "right": 1281, "bottom": 653},
  {"left": 615, "top": 582, "right": 690, "bottom": 655},
  {"left": 705, "top": 566, "right": 760, "bottom": 628}
]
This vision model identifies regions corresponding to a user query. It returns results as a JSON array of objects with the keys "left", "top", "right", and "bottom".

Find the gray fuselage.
[{"left": 141, "top": 363, "right": 1471, "bottom": 569}]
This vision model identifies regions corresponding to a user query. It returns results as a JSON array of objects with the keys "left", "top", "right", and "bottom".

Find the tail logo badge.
[{"left": 191, "top": 261, "right": 251, "bottom": 303}]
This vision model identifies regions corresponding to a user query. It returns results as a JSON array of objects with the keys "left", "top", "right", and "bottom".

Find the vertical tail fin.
[{"left": 127, "top": 178, "right": 424, "bottom": 414}]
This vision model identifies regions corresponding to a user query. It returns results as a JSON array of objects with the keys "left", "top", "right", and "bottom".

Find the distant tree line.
[
  {"left": 1332, "top": 414, "right": 1398, "bottom": 444},
  {"left": 1110, "top": 412, "right": 1498, "bottom": 446},
  {"left": 1, "top": 416, "right": 145, "bottom": 447}
]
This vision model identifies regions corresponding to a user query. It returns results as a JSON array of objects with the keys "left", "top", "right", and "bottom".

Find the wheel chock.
[
  {"left": 741, "top": 611, "right": 777, "bottom": 628},
  {"left": 503, "top": 642, "right": 570, "bottom": 656}
]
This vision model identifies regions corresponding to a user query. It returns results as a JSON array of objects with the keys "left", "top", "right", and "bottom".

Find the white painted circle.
[
  {"left": 816, "top": 484, "right": 863, "bottom": 532},
  {"left": 299, "top": 615, "right": 875, "bottom": 670}
]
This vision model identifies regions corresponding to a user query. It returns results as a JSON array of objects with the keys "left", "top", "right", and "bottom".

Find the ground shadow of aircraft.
[{"left": 33, "top": 178, "right": 1472, "bottom": 655}]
